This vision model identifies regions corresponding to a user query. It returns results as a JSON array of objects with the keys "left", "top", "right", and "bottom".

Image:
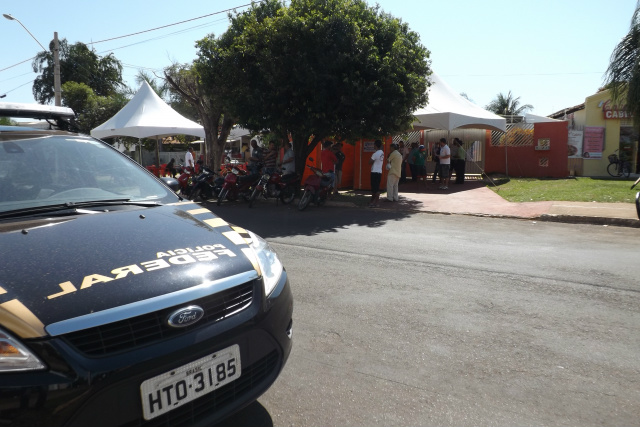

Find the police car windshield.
[{"left": 0, "top": 132, "right": 177, "bottom": 214}]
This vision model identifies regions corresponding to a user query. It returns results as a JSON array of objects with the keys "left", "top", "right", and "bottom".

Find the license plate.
[{"left": 140, "top": 344, "right": 241, "bottom": 420}]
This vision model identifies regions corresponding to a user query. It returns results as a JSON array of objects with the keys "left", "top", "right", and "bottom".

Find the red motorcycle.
[
  {"left": 248, "top": 170, "right": 300, "bottom": 208},
  {"left": 297, "top": 165, "right": 334, "bottom": 211},
  {"left": 217, "top": 166, "right": 261, "bottom": 206},
  {"left": 176, "top": 165, "right": 194, "bottom": 198}
]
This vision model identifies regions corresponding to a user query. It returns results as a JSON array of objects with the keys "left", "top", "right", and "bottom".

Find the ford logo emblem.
[{"left": 167, "top": 305, "right": 205, "bottom": 328}]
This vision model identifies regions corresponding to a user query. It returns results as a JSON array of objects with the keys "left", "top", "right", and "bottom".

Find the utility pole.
[
  {"left": 3, "top": 14, "right": 61, "bottom": 106},
  {"left": 53, "top": 32, "right": 61, "bottom": 106}
]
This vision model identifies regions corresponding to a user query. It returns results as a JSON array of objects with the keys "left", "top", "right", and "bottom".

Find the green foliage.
[
  {"left": 604, "top": 0, "right": 640, "bottom": 126},
  {"left": 32, "top": 39, "right": 124, "bottom": 105},
  {"left": 196, "top": 0, "right": 431, "bottom": 173},
  {"left": 61, "top": 81, "right": 129, "bottom": 134},
  {"left": 485, "top": 91, "right": 533, "bottom": 117},
  {"left": 0, "top": 117, "right": 16, "bottom": 126},
  {"left": 490, "top": 177, "right": 637, "bottom": 204}
]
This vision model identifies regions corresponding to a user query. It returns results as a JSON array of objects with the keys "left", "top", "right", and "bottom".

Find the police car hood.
[{"left": 0, "top": 203, "right": 259, "bottom": 338}]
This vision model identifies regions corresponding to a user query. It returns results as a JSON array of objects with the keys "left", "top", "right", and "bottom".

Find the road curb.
[
  {"left": 326, "top": 200, "right": 640, "bottom": 228},
  {"left": 538, "top": 214, "right": 640, "bottom": 228}
]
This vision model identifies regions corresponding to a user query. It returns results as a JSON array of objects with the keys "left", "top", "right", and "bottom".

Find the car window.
[{"left": 0, "top": 132, "right": 176, "bottom": 213}]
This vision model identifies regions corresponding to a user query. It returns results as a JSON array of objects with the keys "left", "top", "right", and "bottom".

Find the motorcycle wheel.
[
  {"left": 248, "top": 187, "right": 260, "bottom": 208},
  {"left": 636, "top": 191, "right": 640, "bottom": 220},
  {"left": 316, "top": 195, "right": 326, "bottom": 207},
  {"left": 298, "top": 189, "right": 313, "bottom": 211},
  {"left": 190, "top": 187, "right": 201, "bottom": 202},
  {"left": 217, "top": 188, "right": 228, "bottom": 206},
  {"left": 280, "top": 186, "right": 296, "bottom": 204}
]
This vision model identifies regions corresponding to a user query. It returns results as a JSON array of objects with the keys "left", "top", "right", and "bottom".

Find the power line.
[
  {"left": 0, "top": 3, "right": 252, "bottom": 75},
  {"left": 87, "top": 4, "right": 253, "bottom": 45}
]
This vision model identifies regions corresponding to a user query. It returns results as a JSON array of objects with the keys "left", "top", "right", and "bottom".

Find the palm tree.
[
  {"left": 485, "top": 91, "right": 533, "bottom": 120},
  {"left": 603, "top": 0, "right": 640, "bottom": 123}
]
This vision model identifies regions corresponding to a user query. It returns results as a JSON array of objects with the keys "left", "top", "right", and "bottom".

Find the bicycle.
[
  {"left": 632, "top": 177, "right": 640, "bottom": 220},
  {"left": 607, "top": 150, "right": 631, "bottom": 178}
]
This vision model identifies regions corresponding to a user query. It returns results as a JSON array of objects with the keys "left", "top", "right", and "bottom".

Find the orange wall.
[{"left": 485, "top": 122, "right": 568, "bottom": 178}]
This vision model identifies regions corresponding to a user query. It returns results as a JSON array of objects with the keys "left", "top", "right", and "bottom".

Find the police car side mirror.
[{"left": 161, "top": 177, "right": 180, "bottom": 192}]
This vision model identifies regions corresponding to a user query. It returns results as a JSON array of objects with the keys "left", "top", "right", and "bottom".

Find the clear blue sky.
[{"left": 1, "top": 0, "right": 636, "bottom": 116}]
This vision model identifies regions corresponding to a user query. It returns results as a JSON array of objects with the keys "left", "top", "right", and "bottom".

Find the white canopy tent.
[
  {"left": 90, "top": 81, "right": 205, "bottom": 139},
  {"left": 412, "top": 73, "right": 507, "bottom": 133}
]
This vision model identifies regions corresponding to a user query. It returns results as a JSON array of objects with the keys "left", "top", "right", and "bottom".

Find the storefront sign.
[
  {"left": 602, "top": 99, "right": 633, "bottom": 120},
  {"left": 583, "top": 127, "right": 604, "bottom": 158},
  {"left": 568, "top": 130, "right": 583, "bottom": 158}
]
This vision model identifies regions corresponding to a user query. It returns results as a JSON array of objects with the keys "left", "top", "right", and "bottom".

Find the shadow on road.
[
  {"left": 211, "top": 401, "right": 273, "bottom": 427},
  {"left": 203, "top": 197, "right": 416, "bottom": 239}
]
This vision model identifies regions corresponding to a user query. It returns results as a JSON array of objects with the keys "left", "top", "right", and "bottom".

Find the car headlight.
[
  {"left": 247, "top": 231, "right": 283, "bottom": 297},
  {"left": 0, "top": 328, "right": 45, "bottom": 372}
]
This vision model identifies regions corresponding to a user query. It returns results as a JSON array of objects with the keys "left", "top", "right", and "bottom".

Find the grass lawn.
[{"left": 488, "top": 177, "right": 639, "bottom": 204}]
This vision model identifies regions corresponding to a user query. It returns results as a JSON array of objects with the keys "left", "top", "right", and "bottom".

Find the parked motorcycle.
[
  {"left": 632, "top": 177, "right": 640, "bottom": 220},
  {"left": 248, "top": 170, "right": 300, "bottom": 208},
  {"left": 217, "top": 165, "right": 261, "bottom": 206},
  {"left": 297, "top": 164, "right": 334, "bottom": 211},
  {"left": 176, "top": 165, "right": 194, "bottom": 198},
  {"left": 189, "top": 166, "right": 223, "bottom": 202}
]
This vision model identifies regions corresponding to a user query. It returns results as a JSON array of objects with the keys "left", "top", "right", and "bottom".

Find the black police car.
[{"left": 0, "top": 103, "right": 293, "bottom": 426}]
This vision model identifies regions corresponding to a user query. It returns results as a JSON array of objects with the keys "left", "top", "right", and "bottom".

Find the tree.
[
  {"left": 32, "top": 39, "right": 124, "bottom": 105},
  {"left": 603, "top": 0, "right": 640, "bottom": 125},
  {"left": 198, "top": 0, "right": 431, "bottom": 175},
  {"left": 61, "top": 81, "right": 129, "bottom": 134},
  {"left": 485, "top": 91, "right": 533, "bottom": 121},
  {"left": 164, "top": 63, "right": 234, "bottom": 170}
]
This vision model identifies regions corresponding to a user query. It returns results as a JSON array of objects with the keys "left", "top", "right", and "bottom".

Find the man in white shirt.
[
  {"left": 438, "top": 138, "right": 451, "bottom": 190},
  {"left": 184, "top": 146, "right": 195, "bottom": 172},
  {"left": 369, "top": 140, "right": 384, "bottom": 207}
]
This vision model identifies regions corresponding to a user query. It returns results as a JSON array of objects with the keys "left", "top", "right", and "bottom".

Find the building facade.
[{"left": 551, "top": 89, "right": 638, "bottom": 177}]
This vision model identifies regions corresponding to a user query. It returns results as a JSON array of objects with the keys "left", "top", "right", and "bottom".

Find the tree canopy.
[
  {"left": 32, "top": 39, "right": 124, "bottom": 105},
  {"left": 196, "top": 0, "right": 431, "bottom": 173},
  {"left": 60, "top": 81, "right": 129, "bottom": 134},
  {"left": 603, "top": 0, "right": 640, "bottom": 125}
]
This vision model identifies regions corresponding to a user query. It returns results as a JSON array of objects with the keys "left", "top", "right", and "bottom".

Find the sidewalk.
[{"left": 335, "top": 180, "right": 640, "bottom": 228}]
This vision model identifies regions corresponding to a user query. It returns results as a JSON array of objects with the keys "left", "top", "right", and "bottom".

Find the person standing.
[
  {"left": 399, "top": 141, "right": 408, "bottom": 184},
  {"left": 438, "top": 138, "right": 451, "bottom": 190},
  {"left": 321, "top": 141, "right": 338, "bottom": 187},
  {"left": 431, "top": 142, "right": 441, "bottom": 183},
  {"left": 408, "top": 142, "right": 419, "bottom": 182},
  {"left": 184, "top": 146, "right": 195, "bottom": 173},
  {"left": 369, "top": 140, "right": 385, "bottom": 207},
  {"left": 248, "top": 140, "right": 264, "bottom": 174},
  {"left": 452, "top": 138, "right": 466, "bottom": 184},
  {"left": 385, "top": 143, "right": 403, "bottom": 201},
  {"left": 166, "top": 158, "right": 177, "bottom": 177},
  {"left": 411, "top": 145, "right": 427, "bottom": 181},
  {"left": 263, "top": 141, "right": 278, "bottom": 174},
  {"left": 281, "top": 141, "right": 295, "bottom": 175},
  {"left": 332, "top": 142, "right": 346, "bottom": 194}
]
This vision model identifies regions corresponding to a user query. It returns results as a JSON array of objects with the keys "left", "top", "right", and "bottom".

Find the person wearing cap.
[
  {"left": 385, "top": 143, "right": 403, "bottom": 202},
  {"left": 438, "top": 138, "right": 451, "bottom": 190},
  {"left": 411, "top": 144, "right": 427, "bottom": 182}
]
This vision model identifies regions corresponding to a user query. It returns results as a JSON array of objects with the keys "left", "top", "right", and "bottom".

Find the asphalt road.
[{"left": 210, "top": 200, "right": 640, "bottom": 427}]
